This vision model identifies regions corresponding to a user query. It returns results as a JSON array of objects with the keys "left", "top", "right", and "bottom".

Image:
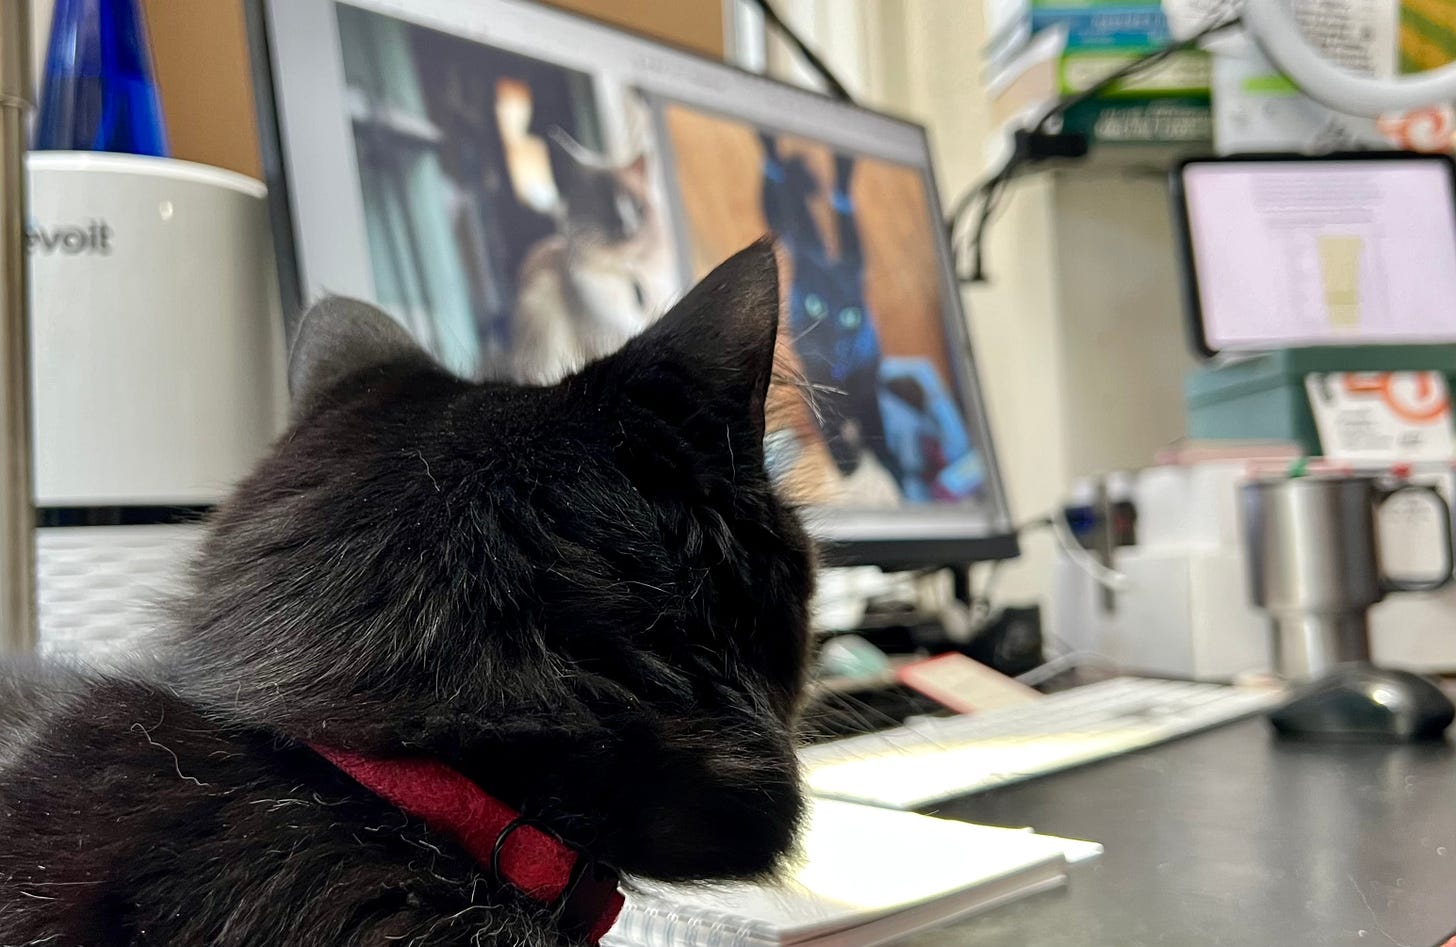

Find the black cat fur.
[{"left": 0, "top": 240, "right": 814, "bottom": 946}]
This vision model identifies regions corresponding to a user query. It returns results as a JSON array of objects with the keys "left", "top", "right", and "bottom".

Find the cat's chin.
[
  {"left": 610, "top": 773, "right": 806, "bottom": 883},
  {"left": 448, "top": 717, "right": 806, "bottom": 883}
]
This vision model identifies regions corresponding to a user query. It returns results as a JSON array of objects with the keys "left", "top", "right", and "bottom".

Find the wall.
[{"left": 1050, "top": 173, "right": 1199, "bottom": 477}]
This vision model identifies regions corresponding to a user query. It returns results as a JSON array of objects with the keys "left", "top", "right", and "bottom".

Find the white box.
[{"left": 1054, "top": 545, "right": 1270, "bottom": 681}]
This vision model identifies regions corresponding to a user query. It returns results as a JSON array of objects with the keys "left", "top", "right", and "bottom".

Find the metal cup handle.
[{"left": 1375, "top": 483, "right": 1456, "bottom": 594}]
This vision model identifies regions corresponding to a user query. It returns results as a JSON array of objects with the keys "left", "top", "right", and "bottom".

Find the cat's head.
[
  {"left": 788, "top": 256, "right": 883, "bottom": 478},
  {"left": 786, "top": 255, "right": 878, "bottom": 390},
  {"left": 767, "top": 152, "right": 878, "bottom": 392},
  {"left": 170, "top": 241, "right": 814, "bottom": 882},
  {"left": 549, "top": 127, "right": 653, "bottom": 247}
]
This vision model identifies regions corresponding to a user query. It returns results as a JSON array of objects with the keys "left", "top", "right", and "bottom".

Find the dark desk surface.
[{"left": 908, "top": 718, "right": 1456, "bottom": 947}]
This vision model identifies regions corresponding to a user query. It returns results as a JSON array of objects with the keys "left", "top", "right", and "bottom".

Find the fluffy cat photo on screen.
[{"left": 0, "top": 241, "right": 816, "bottom": 946}]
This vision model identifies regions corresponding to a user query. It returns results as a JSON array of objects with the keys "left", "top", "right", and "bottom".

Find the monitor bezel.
[
  {"left": 245, "top": 0, "right": 1021, "bottom": 568},
  {"left": 1170, "top": 150, "right": 1456, "bottom": 359}
]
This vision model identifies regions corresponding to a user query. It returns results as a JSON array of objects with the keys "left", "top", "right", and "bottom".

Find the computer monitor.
[
  {"left": 248, "top": 0, "right": 1018, "bottom": 568},
  {"left": 1172, "top": 153, "right": 1456, "bottom": 357}
]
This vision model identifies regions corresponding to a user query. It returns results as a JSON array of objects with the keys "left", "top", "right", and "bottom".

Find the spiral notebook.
[{"left": 602, "top": 799, "right": 1100, "bottom": 947}]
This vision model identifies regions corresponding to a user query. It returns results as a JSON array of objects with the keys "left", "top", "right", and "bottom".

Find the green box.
[
  {"left": 1057, "top": 48, "right": 1210, "bottom": 97},
  {"left": 1060, "top": 94, "right": 1211, "bottom": 144},
  {"left": 1185, "top": 346, "right": 1456, "bottom": 454}
]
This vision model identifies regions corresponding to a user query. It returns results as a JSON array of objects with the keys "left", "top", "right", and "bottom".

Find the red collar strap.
[{"left": 312, "top": 745, "right": 624, "bottom": 944}]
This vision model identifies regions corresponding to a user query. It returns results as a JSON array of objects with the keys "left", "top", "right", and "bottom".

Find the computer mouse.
[{"left": 1268, "top": 663, "right": 1455, "bottom": 742}]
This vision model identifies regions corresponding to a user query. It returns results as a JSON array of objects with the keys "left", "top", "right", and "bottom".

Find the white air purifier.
[{"left": 27, "top": 152, "right": 287, "bottom": 654}]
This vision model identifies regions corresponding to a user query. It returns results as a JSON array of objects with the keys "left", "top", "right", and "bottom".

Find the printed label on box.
[{"left": 1306, "top": 371, "right": 1455, "bottom": 461}]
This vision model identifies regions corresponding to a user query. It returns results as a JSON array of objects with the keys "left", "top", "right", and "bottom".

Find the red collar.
[{"left": 312, "top": 745, "right": 624, "bottom": 944}]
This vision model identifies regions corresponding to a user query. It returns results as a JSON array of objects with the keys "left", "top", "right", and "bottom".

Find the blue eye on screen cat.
[{"left": 758, "top": 133, "right": 982, "bottom": 504}]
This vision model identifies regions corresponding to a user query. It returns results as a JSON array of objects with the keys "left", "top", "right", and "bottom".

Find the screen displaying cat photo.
[
  {"left": 658, "top": 102, "right": 989, "bottom": 510},
  {"left": 335, "top": 4, "right": 678, "bottom": 381}
]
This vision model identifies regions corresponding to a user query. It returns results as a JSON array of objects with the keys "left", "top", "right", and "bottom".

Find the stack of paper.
[{"left": 603, "top": 799, "right": 1100, "bottom": 947}]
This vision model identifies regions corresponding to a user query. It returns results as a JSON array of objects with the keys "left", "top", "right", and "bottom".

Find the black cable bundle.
[{"left": 946, "top": 17, "right": 1240, "bottom": 284}]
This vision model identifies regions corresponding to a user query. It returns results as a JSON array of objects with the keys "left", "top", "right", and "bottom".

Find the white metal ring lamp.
[{"left": 1243, "top": 0, "right": 1456, "bottom": 118}]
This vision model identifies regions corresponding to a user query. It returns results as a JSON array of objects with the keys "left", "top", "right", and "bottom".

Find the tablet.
[{"left": 1171, "top": 152, "right": 1456, "bottom": 356}]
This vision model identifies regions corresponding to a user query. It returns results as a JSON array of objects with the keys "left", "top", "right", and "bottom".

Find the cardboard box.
[{"left": 541, "top": 0, "right": 724, "bottom": 58}]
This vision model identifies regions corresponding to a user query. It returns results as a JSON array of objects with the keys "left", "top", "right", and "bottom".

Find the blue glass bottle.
[{"left": 33, "top": 0, "right": 169, "bottom": 156}]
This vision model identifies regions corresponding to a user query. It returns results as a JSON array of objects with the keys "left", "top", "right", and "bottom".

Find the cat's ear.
[
  {"left": 624, "top": 238, "right": 782, "bottom": 436},
  {"left": 288, "top": 297, "right": 430, "bottom": 414},
  {"left": 625, "top": 152, "right": 648, "bottom": 181}
]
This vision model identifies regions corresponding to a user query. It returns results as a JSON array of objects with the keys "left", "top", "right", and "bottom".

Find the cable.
[
  {"left": 962, "top": 163, "right": 1015, "bottom": 283},
  {"left": 1007, "top": 510, "right": 1130, "bottom": 591},
  {"left": 968, "top": 559, "right": 1004, "bottom": 626},
  {"left": 1014, "top": 650, "right": 1120, "bottom": 687},
  {"left": 1050, "top": 506, "right": 1130, "bottom": 591},
  {"left": 945, "top": 140, "right": 1026, "bottom": 283},
  {"left": 945, "top": 15, "right": 1240, "bottom": 284},
  {"left": 954, "top": 511, "right": 1124, "bottom": 651},
  {"left": 747, "top": 0, "right": 855, "bottom": 103}
]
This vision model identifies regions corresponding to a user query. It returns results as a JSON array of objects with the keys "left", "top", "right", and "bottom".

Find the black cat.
[
  {"left": 758, "top": 134, "right": 901, "bottom": 489},
  {"left": 0, "top": 241, "right": 814, "bottom": 946}
]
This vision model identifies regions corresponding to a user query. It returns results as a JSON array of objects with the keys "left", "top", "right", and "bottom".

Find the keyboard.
[{"left": 799, "top": 677, "right": 1284, "bottom": 809}]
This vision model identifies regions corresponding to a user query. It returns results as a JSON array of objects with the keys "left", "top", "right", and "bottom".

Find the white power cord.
[
  {"left": 1014, "top": 650, "right": 1121, "bottom": 687},
  {"left": 1049, "top": 508, "right": 1131, "bottom": 592}
]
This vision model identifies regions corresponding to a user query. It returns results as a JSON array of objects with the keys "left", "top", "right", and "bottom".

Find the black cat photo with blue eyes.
[
  {"left": 761, "top": 135, "right": 896, "bottom": 488},
  {"left": 666, "top": 107, "right": 990, "bottom": 512}
]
